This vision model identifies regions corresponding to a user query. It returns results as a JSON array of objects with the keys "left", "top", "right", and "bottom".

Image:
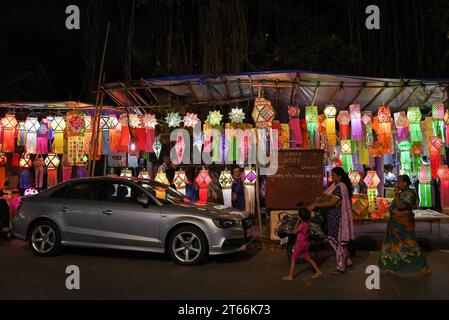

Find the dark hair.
[
  {"left": 331, "top": 167, "right": 353, "bottom": 198},
  {"left": 398, "top": 174, "right": 411, "bottom": 186},
  {"left": 298, "top": 207, "right": 311, "bottom": 222}
]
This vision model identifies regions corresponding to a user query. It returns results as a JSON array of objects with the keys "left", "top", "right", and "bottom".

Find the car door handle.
[
  {"left": 60, "top": 207, "right": 70, "bottom": 213},
  {"left": 102, "top": 210, "right": 113, "bottom": 216}
]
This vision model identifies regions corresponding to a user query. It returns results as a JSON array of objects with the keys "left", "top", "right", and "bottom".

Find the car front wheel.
[
  {"left": 169, "top": 226, "right": 208, "bottom": 266},
  {"left": 28, "top": 220, "right": 61, "bottom": 257}
]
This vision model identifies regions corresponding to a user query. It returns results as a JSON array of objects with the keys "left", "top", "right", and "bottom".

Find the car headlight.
[{"left": 212, "top": 219, "right": 241, "bottom": 228}]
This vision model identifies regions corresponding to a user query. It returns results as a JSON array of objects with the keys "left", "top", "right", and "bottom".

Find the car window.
[
  {"left": 50, "top": 185, "right": 69, "bottom": 198},
  {"left": 104, "top": 182, "right": 155, "bottom": 206},
  {"left": 138, "top": 182, "right": 186, "bottom": 205},
  {"left": 65, "top": 182, "right": 100, "bottom": 201}
]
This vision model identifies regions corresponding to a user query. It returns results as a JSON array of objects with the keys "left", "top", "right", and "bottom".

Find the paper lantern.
[
  {"left": 165, "top": 112, "right": 182, "bottom": 128},
  {"left": 1, "top": 112, "right": 18, "bottom": 152},
  {"left": 279, "top": 123, "right": 290, "bottom": 149},
  {"left": 337, "top": 110, "right": 351, "bottom": 140},
  {"left": 219, "top": 170, "right": 233, "bottom": 207},
  {"left": 51, "top": 116, "right": 66, "bottom": 154},
  {"left": 287, "top": 105, "right": 302, "bottom": 147},
  {"left": 36, "top": 121, "right": 49, "bottom": 154},
  {"left": 348, "top": 170, "right": 361, "bottom": 194},
  {"left": 228, "top": 108, "right": 245, "bottom": 124},
  {"left": 206, "top": 110, "right": 223, "bottom": 126},
  {"left": 0, "top": 152, "right": 6, "bottom": 188},
  {"left": 67, "top": 136, "right": 85, "bottom": 166},
  {"left": 183, "top": 113, "right": 200, "bottom": 128},
  {"left": 33, "top": 156, "right": 45, "bottom": 189},
  {"left": 252, "top": 98, "right": 275, "bottom": 127},
  {"left": 66, "top": 111, "right": 85, "bottom": 136},
  {"left": 120, "top": 169, "right": 133, "bottom": 177},
  {"left": 429, "top": 136, "right": 443, "bottom": 179},
  {"left": 438, "top": 165, "right": 449, "bottom": 210},
  {"left": 25, "top": 117, "right": 40, "bottom": 154},
  {"left": 394, "top": 111, "right": 410, "bottom": 142},
  {"left": 398, "top": 140, "right": 412, "bottom": 176},
  {"left": 445, "top": 109, "right": 449, "bottom": 144},
  {"left": 155, "top": 172, "right": 170, "bottom": 186},
  {"left": 117, "top": 114, "right": 130, "bottom": 153},
  {"left": 153, "top": 136, "right": 162, "bottom": 159},
  {"left": 243, "top": 167, "right": 256, "bottom": 214},
  {"left": 83, "top": 115, "right": 93, "bottom": 154},
  {"left": 364, "top": 171, "right": 380, "bottom": 213},
  {"left": 410, "top": 143, "right": 423, "bottom": 177},
  {"left": 173, "top": 170, "right": 187, "bottom": 195},
  {"left": 362, "top": 111, "right": 374, "bottom": 147},
  {"left": 324, "top": 105, "right": 337, "bottom": 145},
  {"left": 19, "top": 152, "right": 32, "bottom": 190},
  {"left": 19, "top": 152, "right": 32, "bottom": 168},
  {"left": 195, "top": 169, "right": 212, "bottom": 203},
  {"left": 305, "top": 106, "right": 318, "bottom": 148},
  {"left": 418, "top": 164, "right": 432, "bottom": 207},
  {"left": 340, "top": 140, "right": 354, "bottom": 172},
  {"left": 17, "top": 121, "right": 26, "bottom": 147},
  {"left": 350, "top": 104, "right": 363, "bottom": 141},
  {"left": 142, "top": 114, "right": 157, "bottom": 153},
  {"left": 407, "top": 106, "right": 423, "bottom": 145},
  {"left": 138, "top": 170, "right": 150, "bottom": 179},
  {"left": 377, "top": 105, "right": 392, "bottom": 151}
]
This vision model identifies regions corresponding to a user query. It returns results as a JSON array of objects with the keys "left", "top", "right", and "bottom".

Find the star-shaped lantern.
[{"left": 165, "top": 112, "right": 182, "bottom": 128}]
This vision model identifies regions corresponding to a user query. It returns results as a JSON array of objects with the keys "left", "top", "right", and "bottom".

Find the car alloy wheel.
[
  {"left": 172, "top": 231, "right": 202, "bottom": 264},
  {"left": 31, "top": 225, "right": 56, "bottom": 254}
]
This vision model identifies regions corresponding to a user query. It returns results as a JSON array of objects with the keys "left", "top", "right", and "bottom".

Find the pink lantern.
[
  {"left": 337, "top": 111, "right": 350, "bottom": 140},
  {"left": 438, "top": 165, "right": 449, "bottom": 210},
  {"left": 195, "top": 169, "right": 212, "bottom": 203},
  {"left": 349, "top": 104, "right": 362, "bottom": 141}
]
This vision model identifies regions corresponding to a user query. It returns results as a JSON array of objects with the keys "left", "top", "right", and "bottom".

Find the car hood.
[{"left": 170, "top": 201, "right": 249, "bottom": 220}]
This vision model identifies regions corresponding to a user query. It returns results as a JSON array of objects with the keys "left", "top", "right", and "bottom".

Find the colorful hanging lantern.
[
  {"left": 364, "top": 171, "right": 380, "bottom": 214},
  {"left": 394, "top": 111, "right": 410, "bottom": 142},
  {"left": 288, "top": 105, "right": 302, "bottom": 147},
  {"left": 66, "top": 111, "right": 85, "bottom": 136},
  {"left": 432, "top": 101, "right": 445, "bottom": 142},
  {"left": 195, "top": 169, "right": 212, "bottom": 203},
  {"left": 142, "top": 114, "right": 157, "bottom": 153},
  {"left": 107, "top": 114, "right": 119, "bottom": 153},
  {"left": 1, "top": 112, "right": 18, "bottom": 152},
  {"left": 340, "top": 140, "right": 354, "bottom": 172},
  {"left": 99, "top": 114, "right": 111, "bottom": 155},
  {"left": 173, "top": 170, "right": 187, "bottom": 195},
  {"left": 305, "top": 106, "right": 318, "bottom": 148},
  {"left": 120, "top": 168, "right": 133, "bottom": 177},
  {"left": 51, "top": 115, "right": 66, "bottom": 154},
  {"left": 118, "top": 114, "right": 130, "bottom": 153},
  {"left": 83, "top": 115, "right": 93, "bottom": 155},
  {"left": 36, "top": 120, "right": 49, "bottom": 154},
  {"left": 407, "top": 106, "right": 422, "bottom": 145},
  {"left": 219, "top": 170, "right": 234, "bottom": 207},
  {"left": 155, "top": 172, "right": 170, "bottom": 186},
  {"left": 445, "top": 109, "right": 449, "bottom": 145},
  {"left": 25, "top": 116, "right": 40, "bottom": 154},
  {"left": 243, "top": 167, "right": 257, "bottom": 215},
  {"left": 429, "top": 136, "right": 443, "bottom": 179},
  {"left": 45, "top": 153, "right": 60, "bottom": 188},
  {"left": 61, "top": 155, "right": 72, "bottom": 182},
  {"left": 165, "top": 112, "right": 182, "bottom": 128},
  {"left": 337, "top": 110, "right": 351, "bottom": 140},
  {"left": 152, "top": 136, "right": 162, "bottom": 159},
  {"left": 418, "top": 164, "right": 432, "bottom": 208},
  {"left": 67, "top": 136, "right": 85, "bottom": 166},
  {"left": 138, "top": 170, "right": 150, "bottom": 179},
  {"left": 19, "top": 152, "right": 32, "bottom": 168},
  {"left": 377, "top": 105, "right": 392, "bottom": 151},
  {"left": 437, "top": 165, "right": 449, "bottom": 210},
  {"left": 19, "top": 152, "right": 32, "bottom": 190},
  {"left": 362, "top": 111, "right": 374, "bottom": 147},
  {"left": 279, "top": 123, "right": 290, "bottom": 149},
  {"left": 398, "top": 140, "right": 412, "bottom": 175},
  {"left": 229, "top": 108, "right": 246, "bottom": 124},
  {"left": 33, "top": 156, "right": 45, "bottom": 189},
  {"left": 0, "top": 152, "right": 7, "bottom": 188},
  {"left": 324, "top": 105, "right": 337, "bottom": 145},
  {"left": 183, "top": 112, "right": 200, "bottom": 128},
  {"left": 350, "top": 104, "right": 363, "bottom": 141},
  {"left": 206, "top": 110, "right": 223, "bottom": 126},
  {"left": 410, "top": 143, "right": 424, "bottom": 177},
  {"left": 252, "top": 98, "right": 275, "bottom": 127},
  {"left": 348, "top": 170, "right": 361, "bottom": 194}
]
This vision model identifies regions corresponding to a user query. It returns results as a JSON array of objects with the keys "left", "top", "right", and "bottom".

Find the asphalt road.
[{"left": 1, "top": 223, "right": 449, "bottom": 300}]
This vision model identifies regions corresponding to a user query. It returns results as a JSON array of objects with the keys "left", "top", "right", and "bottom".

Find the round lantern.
[{"left": 220, "top": 170, "right": 234, "bottom": 207}]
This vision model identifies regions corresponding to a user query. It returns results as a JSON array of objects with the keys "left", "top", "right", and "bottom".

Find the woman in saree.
[
  {"left": 378, "top": 175, "right": 430, "bottom": 276},
  {"left": 309, "top": 167, "right": 355, "bottom": 274}
]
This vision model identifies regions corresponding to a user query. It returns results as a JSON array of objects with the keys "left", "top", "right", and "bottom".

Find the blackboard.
[{"left": 266, "top": 149, "right": 324, "bottom": 209}]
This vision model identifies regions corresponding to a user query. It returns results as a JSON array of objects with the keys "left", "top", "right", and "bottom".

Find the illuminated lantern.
[
  {"left": 194, "top": 169, "right": 212, "bottom": 203},
  {"left": 183, "top": 113, "right": 200, "bottom": 128},
  {"left": 175, "top": 132, "right": 185, "bottom": 164},
  {"left": 305, "top": 106, "right": 318, "bottom": 148},
  {"left": 410, "top": 143, "right": 423, "bottom": 177},
  {"left": 1, "top": 112, "right": 18, "bottom": 151},
  {"left": 0, "top": 153, "right": 7, "bottom": 188},
  {"left": 437, "top": 165, "right": 449, "bottom": 210},
  {"left": 445, "top": 109, "right": 449, "bottom": 144},
  {"left": 19, "top": 152, "right": 32, "bottom": 189},
  {"left": 66, "top": 111, "right": 85, "bottom": 165},
  {"left": 398, "top": 140, "right": 412, "bottom": 175},
  {"left": 244, "top": 167, "right": 257, "bottom": 214},
  {"left": 324, "top": 105, "right": 337, "bottom": 145},
  {"left": 155, "top": 172, "right": 170, "bottom": 186},
  {"left": 61, "top": 155, "right": 72, "bottom": 182},
  {"left": 165, "top": 112, "right": 182, "bottom": 128},
  {"left": 252, "top": 98, "right": 275, "bottom": 127},
  {"left": 152, "top": 136, "right": 162, "bottom": 159},
  {"left": 76, "top": 154, "right": 89, "bottom": 178},
  {"left": 350, "top": 104, "right": 363, "bottom": 141},
  {"left": 349, "top": 170, "right": 361, "bottom": 194},
  {"left": 362, "top": 111, "right": 374, "bottom": 146},
  {"left": 51, "top": 115, "right": 66, "bottom": 154},
  {"left": 340, "top": 140, "right": 354, "bottom": 172},
  {"left": 337, "top": 110, "right": 351, "bottom": 140},
  {"left": 138, "top": 170, "right": 150, "bottom": 179},
  {"left": 432, "top": 101, "right": 445, "bottom": 142},
  {"left": 279, "top": 123, "right": 290, "bottom": 149},
  {"left": 219, "top": 170, "right": 234, "bottom": 207},
  {"left": 33, "top": 156, "right": 45, "bottom": 189},
  {"left": 107, "top": 114, "right": 119, "bottom": 153},
  {"left": 36, "top": 120, "right": 49, "bottom": 154},
  {"left": 418, "top": 164, "right": 432, "bottom": 208},
  {"left": 229, "top": 108, "right": 245, "bottom": 124},
  {"left": 394, "top": 111, "right": 410, "bottom": 142},
  {"left": 120, "top": 168, "right": 133, "bottom": 177},
  {"left": 288, "top": 105, "right": 302, "bottom": 147},
  {"left": 429, "top": 136, "right": 443, "bottom": 179},
  {"left": 407, "top": 106, "right": 422, "bottom": 145},
  {"left": 67, "top": 136, "right": 85, "bottom": 166},
  {"left": 173, "top": 170, "right": 187, "bottom": 195},
  {"left": 128, "top": 114, "right": 143, "bottom": 152},
  {"left": 377, "top": 105, "right": 392, "bottom": 151},
  {"left": 142, "top": 114, "right": 157, "bottom": 153},
  {"left": 83, "top": 115, "right": 92, "bottom": 154},
  {"left": 99, "top": 114, "right": 111, "bottom": 155},
  {"left": 17, "top": 121, "right": 26, "bottom": 147},
  {"left": 45, "top": 153, "right": 60, "bottom": 188},
  {"left": 117, "top": 114, "right": 129, "bottom": 152},
  {"left": 364, "top": 171, "right": 380, "bottom": 214},
  {"left": 25, "top": 117, "right": 40, "bottom": 154}
]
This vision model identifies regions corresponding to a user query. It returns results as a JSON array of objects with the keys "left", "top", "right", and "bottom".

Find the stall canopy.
[{"left": 103, "top": 70, "right": 449, "bottom": 116}]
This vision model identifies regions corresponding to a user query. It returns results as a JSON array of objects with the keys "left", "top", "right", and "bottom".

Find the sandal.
[{"left": 330, "top": 269, "right": 346, "bottom": 275}]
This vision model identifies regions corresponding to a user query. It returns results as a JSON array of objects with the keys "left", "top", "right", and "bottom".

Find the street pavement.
[{"left": 1, "top": 221, "right": 449, "bottom": 300}]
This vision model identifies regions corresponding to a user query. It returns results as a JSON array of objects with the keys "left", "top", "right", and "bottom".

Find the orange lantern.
[
  {"left": 377, "top": 105, "right": 392, "bottom": 151},
  {"left": 1, "top": 112, "right": 18, "bottom": 152}
]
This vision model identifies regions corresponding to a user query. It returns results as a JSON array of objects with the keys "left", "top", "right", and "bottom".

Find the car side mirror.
[{"left": 137, "top": 195, "right": 150, "bottom": 207}]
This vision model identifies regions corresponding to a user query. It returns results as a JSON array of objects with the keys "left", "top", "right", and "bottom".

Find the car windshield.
[{"left": 138, "top": 182, "right": 187, "bottom": 205}]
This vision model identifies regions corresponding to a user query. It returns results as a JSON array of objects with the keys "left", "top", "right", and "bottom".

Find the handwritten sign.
[{"left": 266, "top": 149, "right": 324, "bottom": 209}]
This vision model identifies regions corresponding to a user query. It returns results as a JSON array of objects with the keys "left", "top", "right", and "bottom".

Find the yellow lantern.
[{"left": 155, "top": 172, "right": 170, "bottom": 185}]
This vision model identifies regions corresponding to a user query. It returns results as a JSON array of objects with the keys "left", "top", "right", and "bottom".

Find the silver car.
[{"left": 12, "top": 176, "right": 253, "bottom": 265}]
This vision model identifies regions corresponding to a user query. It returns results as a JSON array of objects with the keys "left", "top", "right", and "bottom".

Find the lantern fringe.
[
  {"left": 0, "top": 166, "right": 5, "bottom": 188},
  {"left": 19, "top": 170, "right": 30, "bottom": 189},
  {"left": 419, "top": 183, "right": 432, "bottom": 207},
  {"left": 47, "top": 169, "right": 58, "bottom": 188},
  {"left": 18, "top": 128, "right": 26, "bottom": 147},
  {"left": 25, "top": 133, "right": 37, "bottom": 154},
  {"left": 53, "top": 132, "right": 64, "bottom": 154},
  {"left": 341, "top": 154, "right": 354, "bottom": 173},
  {"left": 410, "top": 124, "right": 423, "bottom": 145},
  {"left": 63, "top": 167, "right": 73, "bottom": 182},
  {"left": 440, "top": 180, "right": 449, "bottom": 210},
  {"left": 289, "top": 117, "right": 302, "bottom": 147},
  {"left": 223, "top": 189, "right": 232, "bottom": 207}
]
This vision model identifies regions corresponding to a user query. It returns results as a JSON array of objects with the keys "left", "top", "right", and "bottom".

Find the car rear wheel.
[
  {"left": 169, "top": 226, "right": 208, "bottom": 266},
  {"left": 29, "top": 220, "right": 61, "bottom": 257}
]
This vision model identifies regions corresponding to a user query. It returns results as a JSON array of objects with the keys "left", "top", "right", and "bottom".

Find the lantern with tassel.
[
  {"left": 252, "top": 98, "right": 275, "bottom": 127},
  {"left": 67, "top": 112, "right": 86, "bottom": 166},
  {"left": 153, "top": 136, "right": 162, "bottom": 159},
  {"left": 362, "top": 111, "right": 374, "bottom": 146},
  {"left": 107, "top": 114, "right": 119, "bottom": 153},
  {"left": 62, "top": 155, "right": 72, "bottom": 182},
  {"left": 244, "top": 167, "right": 257, "bottom": 214},
  {"left": 173, "top": 170, "right": 187, "bottom": 195},
  {"left": 324, "top": 105, "right": 337, "bottom": 145},
  {"left": 1, "top": 112, "right": 18, "bottom": 152},
  {"left": 100, "top": 114, "right": 111, "bottom": 155},
  {"left": 337, "top": 110, "right": 351, "bottom": 140},
  {"left": 143, "top": 114, "right": 157, "bottom": 153},
  {"left": 288, "top": 105, "right": 302, "bottom": 147},
  {"left": 394, "top": 111, "right": 410, "bottom": 142},
  {"left": 51, "top": 115, "right": 66, "bottom": 154},
  {"left": 438, "top": 165, "right": 449, "bottom": 211},
  {"left": 76, "top": 155, "right": 88, "bottom": 178},
  {"left": 432, "top": 101, "right": 445, "bottom": 142},
  {"left": 340, "top": 140, "right": 354, "bottom": 172},
  {"left": 19, "top": 152, "right": 32, "bottom": 189},
  {"left": 33, "top": 156, "right": 45, "bottom": 189},
  {"left": 350, "top": 104, "right": 363, "bottom": 141},
  {"left": 429, "top": 136, "right": 443, "bottom": 179},
  {"left": 398, "top": 140, "right": 412, "bottom": 175},
  {"left": 36, "top": 120, "right": 49, "bottom": 154},
  {"left": 155, "top": 172, "right": 170, "bottom": 186},
  {"left": 45, "top": 153, "right": 60, "bottom": 188},
  {"left": 407, "top": 106, "right": 422, "bottom": 145},
  {"left": 349, "top": 170, "right": 361, "bottom": 194},
  {"left": 25, "top": 116, "right": 40, "bottom": 154},
  {"left": 18, "top": 121, "right": 26, "bottom": 147},
  {"left": 418, "top": 164, "right": 432, "bottom": 208},
  {"left": 377, "top": 105, "right": 392, "bottom": 150},
  {"left": 219, "top": 170, "right": 234, "bottom": 207},
  {"left": 0, "top": 153, "right": 7, "bottom": 188},
  {"left": 364, "top": 171, "right": 380, "bottom": 214},
  {"left": 410, "top": 143, "right": 423, "bottom": 177},
  {"left": 118, "top": 114, "right": 130, "bottom": 153},
  {"left": 305, "top": 106, "right": 318, "bottom": 148},
  {"left": 83, "top": 115, "right": 92, "bottom": 154},
  {"left": 195, "top": 169, "right": 212, "bottom": 203}
]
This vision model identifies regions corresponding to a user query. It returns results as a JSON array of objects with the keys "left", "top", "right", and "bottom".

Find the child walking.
[{"left": 282, "top": 208, "right": 323, "bottom": 280}]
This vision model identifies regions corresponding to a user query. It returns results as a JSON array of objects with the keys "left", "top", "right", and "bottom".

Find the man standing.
[{"left": 231, "top": 166, "right": 245, "bottom": 211}]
